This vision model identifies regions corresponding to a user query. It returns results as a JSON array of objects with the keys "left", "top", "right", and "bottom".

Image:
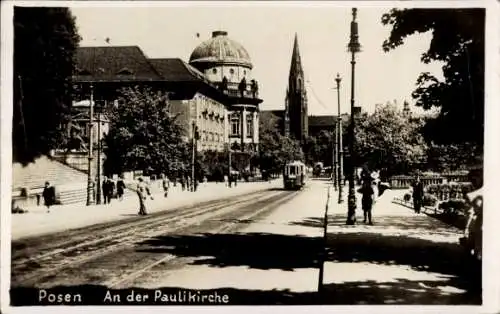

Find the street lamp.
[
  {"left": 86, "top": 83, "right": 95, "bottom": 206},
  {"left": 335, "top": 73, "right": 344, "bottom": 204},
  {"left": 346, "top": 8, "right": 361, "bottom": 225},
  {"left": 96, "top": 101, "right": 102, "bottom": 205}
]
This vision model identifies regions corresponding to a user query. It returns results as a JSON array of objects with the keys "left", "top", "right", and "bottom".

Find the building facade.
[
  {"left": 188, "top": 31, "right": 262, "bottom": 153},
  {"left": 149, "top": 58, "right": 229, "bottom": 152}
]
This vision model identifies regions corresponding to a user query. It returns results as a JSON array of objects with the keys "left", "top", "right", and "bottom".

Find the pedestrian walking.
[
  {"left": 180, "top": 176, "right": 186, "bottom": 191},
  {"left": 161, "top": 173, "right": 170, "bottom": 198},
  {"left": 412, "top": 174, "right": 424, "bottom": 214},
  {"left": 360, "top": 178, "right": 375, "bottom": 225},
  {"left": 116, "top": 175, "right": 125, "bottom": 201},
  {"left": 186, "top": 175, "right": 191, "bottom": 191},
  {"left": 102, "top": 177, "right": 114, "bottom": 204},
  {"left": 136, "top": 177, "right": 152, "bottom": 216},
  {"left": 106, "top": 178, "right": 115, "bottom": 204},
  {"left": 42, "top": 181, "right": 56, "bottom": 213}
]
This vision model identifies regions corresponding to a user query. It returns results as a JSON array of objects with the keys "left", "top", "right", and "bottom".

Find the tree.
[
  {"left": 13, "top": 7, "right": 81, "bottom": 164},
  {"left": 305, "top": 130, "right": 333, "bottom": 167},
  {"left": 426, "top": 141, "right": 483, "bottom": 173},
  {"left": 382, "top": 9, "right": 485, "bottom": 146},
  {"left": 258, "top": 111, "right": 303, "bottom": 174},
  {"left": 354, "top": 102, "right": 427, "bottom": 176},
  {"left": 103, "top": 86, "right": 186, "bottom": 176}
]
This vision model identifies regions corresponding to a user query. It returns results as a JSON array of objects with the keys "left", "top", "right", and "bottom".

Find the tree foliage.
[
  {"left": 304, "top": 130, "right": 334, "bottom": 166},
  {"left": 103, "top": 86, "right": 187, "bottom": 176},
  {"left": 258, "top": 111, "right": 303, "bottom": 173},
  {"left": 355, "top": 102, "right": 427, "bottom": 176},
  {"left": 426, "top": 141, "right": 483, "bottom": 173},
  {"left": 13, "top": 7, "right": 81, "bottom": 164},
  {"left": 382, "top": 8, "right": 485, "bottom": 145}
]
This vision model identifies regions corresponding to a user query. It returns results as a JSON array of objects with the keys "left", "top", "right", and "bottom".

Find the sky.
[{"left": 70, "top": 3, "right": 444, "bottom": 116}]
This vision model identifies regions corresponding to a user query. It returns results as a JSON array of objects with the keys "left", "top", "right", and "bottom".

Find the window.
[
  {"left": 212, "top": 68, "right": 217, "bottom": 74},
  {"left": 243, "top": 70, "right": 247, "bottom": 75},
  {"left": 246, "top": 114, "right": 253, "bottom": 138},
  {"left": 229, "top": 68, "right": 235, "bottom": 75},
  {"left": 230, "top": 114, "right": 240, "bottom": 136}
]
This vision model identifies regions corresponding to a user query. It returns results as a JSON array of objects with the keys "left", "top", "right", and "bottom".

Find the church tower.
[{"left": 285, "top": 33, "right": 308, "bottom": 143}]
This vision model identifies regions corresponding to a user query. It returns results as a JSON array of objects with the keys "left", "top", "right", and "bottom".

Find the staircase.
[{"left": 12, "top": 155, "right": 90, "bottom": 207}]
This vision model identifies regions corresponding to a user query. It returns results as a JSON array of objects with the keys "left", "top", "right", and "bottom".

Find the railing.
[
  {"left": 223, "top": 88, "right": 259, "bottom": 99},
  {"left": 390, "top": 175, "right": 444, "bottom": 189}
]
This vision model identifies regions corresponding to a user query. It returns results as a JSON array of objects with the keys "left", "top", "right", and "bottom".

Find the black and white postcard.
[{"left": 2, "top": 1, "right": 499, "bottom": 313}]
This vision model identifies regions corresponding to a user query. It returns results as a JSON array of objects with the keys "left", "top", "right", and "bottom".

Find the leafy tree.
[
  {"left": 305, "top": 130, "right": 334, "bottom": 167},
  {"left": 103, "top": 86, "right": 186, "bottom": 176},
  {"left": 258, "top": 111, "right": 303, "bottom": 174},
  {"left": 354, "top": 102, "right": 427, "bottom": 176},
  {"left": 13, "top": 7, "right": 81, "bottom": 164},
  {"left": 382, "top": 8, "right": 485, "bottom": 146},
  {"left": 426, "top": 141, "right": 483, "bottom": 173}
]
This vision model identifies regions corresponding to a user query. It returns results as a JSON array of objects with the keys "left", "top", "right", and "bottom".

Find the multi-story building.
[
  {"left": 188, "top": 31, "right": 262, "bottom": 153},
  {"left": 67, "top": 31, "right": 263, "bottom": 175}
]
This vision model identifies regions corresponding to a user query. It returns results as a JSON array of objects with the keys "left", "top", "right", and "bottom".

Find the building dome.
[{"left": 189, "top": 31, "right": 252, "bottom": 69}]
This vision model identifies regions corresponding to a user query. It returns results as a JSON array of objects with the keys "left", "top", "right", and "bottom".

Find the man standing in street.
[
  {"left": 162, "top": 173, "right": 170, "bottom": 198},
  {"left": 136, "top": 177, "right": 152, "bottom": 216},
  {"left": 42, "top": 181, "right": 56, "bottom": 213},
  {"left": 116, "top": 175, "right": 125, "bottom": 201},
  {"left": 412, "top": 174, "right": 424, "bottom": 214}
]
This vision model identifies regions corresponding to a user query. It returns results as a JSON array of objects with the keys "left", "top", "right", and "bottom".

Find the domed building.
[{"left": 189, "top": 31, "right": 262, "bottom": 153}]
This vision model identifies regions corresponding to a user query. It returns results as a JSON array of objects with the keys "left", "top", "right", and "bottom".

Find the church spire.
[
  {"left": 289, "top": 33, "right": 303, "bottom": 78},
  {"left": 285, "top": 32, "right": 308, "bottom": 144}
]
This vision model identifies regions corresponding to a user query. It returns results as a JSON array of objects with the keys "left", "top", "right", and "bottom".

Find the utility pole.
[
  {"left": 335, "top": 73, "right": 344, "bottom": 204},
  {"left": 191, "top": 121, "right": 196, "bottom": 192},
  {"left": 86, "top": 83, "right": 94, "bottom": 206},
  {"left": 346, "top": 8, "right": 361, "bottom": 225},
  {"left": 332, "top": 84, "right": 338, "bottom": 191},
  {"left": 96, "top": 101, "right": 102, "bottom": 205},
  {"left": 228, "top": 145, "right": 232, "bottom": 184}
]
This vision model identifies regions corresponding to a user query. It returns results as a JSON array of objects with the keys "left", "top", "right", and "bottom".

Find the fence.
[{"left": 390, "top": 175, "right": 444, "bottom": 189}]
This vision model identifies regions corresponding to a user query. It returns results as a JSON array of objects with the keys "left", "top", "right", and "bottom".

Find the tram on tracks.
[{"left": 283, "top": 161, "right": 307, "bottom": 190}]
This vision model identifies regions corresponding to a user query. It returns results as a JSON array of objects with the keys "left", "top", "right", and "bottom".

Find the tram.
[{"left": 283, "top": 161, "right": 307, "bottom": 190}]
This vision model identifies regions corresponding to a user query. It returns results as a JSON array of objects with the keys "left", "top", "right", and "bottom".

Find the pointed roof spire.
[{"left": 289, "top": 33, "right": 303, "bottom": 78}]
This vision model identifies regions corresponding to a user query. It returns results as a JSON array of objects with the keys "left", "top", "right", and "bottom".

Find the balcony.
[{"left": 223, "top": 88, "right": 259, "bottom": 99}]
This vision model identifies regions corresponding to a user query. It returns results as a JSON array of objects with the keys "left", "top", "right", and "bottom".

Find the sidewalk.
[
  {"left": 11, "top": 179, "right": 282, "bottom": 240},
  {"left": 317, "top": 187, "right": 480, "bottom": 304}
]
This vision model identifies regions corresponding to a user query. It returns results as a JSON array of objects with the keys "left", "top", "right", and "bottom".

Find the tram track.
[
  {"left": 99, "top": 189, "right": 301, "bottom": 288},
  {"left": 12, "top": 189, "right": 296, "bottom": 287},
  {"left": 12, "top": 188, "right": 274, "bottom": 260}
]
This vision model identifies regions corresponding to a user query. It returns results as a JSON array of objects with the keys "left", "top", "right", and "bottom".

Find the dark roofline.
[{"left": 74, "top": 45, "right": 163, "bottom": 82}]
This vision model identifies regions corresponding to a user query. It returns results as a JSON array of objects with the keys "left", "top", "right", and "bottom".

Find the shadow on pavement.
[
  {"left": 132, "top": 227, "right": 480, "bottom": 304},
  {"left": 392, "top": 200, "right": 468, "bottom": 229},
  {"left": 136, "top": 232, "right": 323, "bottom": 271},
  {"left": 290, "top": 214, "right": 462, "bottom": 234},
  {"left": 11, "top": 227, "right": 481, "bottom": 305}
]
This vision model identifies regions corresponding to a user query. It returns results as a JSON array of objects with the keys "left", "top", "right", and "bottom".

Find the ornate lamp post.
[
  {"left": 86, "top": 83, "right": 95, "bottom": 206},
  {"left": 346, "top": 8, "right": 361, "bottom": 225},
  {"left": 96, "top": 101, "right": 102, "bottom": 205},
  {"left": 335, "top": 73, "right": 344, "bottom": 204},
  {"left": 332, "top": 106, "right": 338, "bottom": 191}
]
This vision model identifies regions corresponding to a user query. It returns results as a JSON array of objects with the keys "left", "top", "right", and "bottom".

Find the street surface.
[{"left": 10, "top": 179, "right": 480, "bottom": 305}]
